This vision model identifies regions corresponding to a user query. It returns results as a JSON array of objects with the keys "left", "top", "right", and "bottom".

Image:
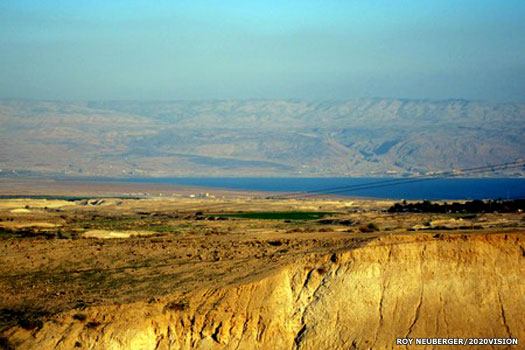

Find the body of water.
[{"left": 106, "top": 177, "right": 525, "bottom": 200}]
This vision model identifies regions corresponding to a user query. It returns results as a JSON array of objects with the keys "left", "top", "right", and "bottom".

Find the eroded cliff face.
[{"left": 4, "top": 233, "right": 525, "bottom": 350}]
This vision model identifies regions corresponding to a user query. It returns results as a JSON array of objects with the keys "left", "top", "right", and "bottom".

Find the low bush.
[{"left": 359, "top": 223, "right": 379, "bottom": 233}]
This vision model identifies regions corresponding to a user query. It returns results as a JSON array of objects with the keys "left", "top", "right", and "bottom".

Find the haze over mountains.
[{"left": 0, "top": 99, "right": 524, "bottom": 178}]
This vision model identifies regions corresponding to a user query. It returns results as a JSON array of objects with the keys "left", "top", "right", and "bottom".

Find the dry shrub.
[
  {"left": 164, "top": 301, "right": 189, "bottom": 312},
  {"left": 317, "top": 267, "right": 328, "bottom": 275},
  {"left": 73, "top": 313, "right": 87, "bottom": 321},
  {"left": 358, "top": 223, "right": 379, "bottom": 233},
  {"left": 0, "top": 337, "right": 14, "bottom": 350},
  {"left": 86, "top": 321, "right": 101, "bottom": 329}
]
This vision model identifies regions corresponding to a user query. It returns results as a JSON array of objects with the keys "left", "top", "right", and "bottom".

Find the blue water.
[{"left": 107, "top": 177, "right": 525, "bottom": 200}]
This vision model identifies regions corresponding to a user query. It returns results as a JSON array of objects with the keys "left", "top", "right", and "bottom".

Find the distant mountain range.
[{"left": 0, "top": 99, "right": 524, "bottom": 177}]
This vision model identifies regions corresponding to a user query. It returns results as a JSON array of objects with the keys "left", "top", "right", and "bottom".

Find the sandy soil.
[
  {"left": 0, "top": 193, "right": 524, "bottom": 348},
  {"left": 0, "top": 178, "right": 275, "bottom": 199}
]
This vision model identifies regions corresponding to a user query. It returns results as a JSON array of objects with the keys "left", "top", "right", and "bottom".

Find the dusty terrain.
[
  {"left": 1, "top": 99, "right": 524, "bottom": 177},
  {"left": 0, "top": 194, "right": 524, "bottom": 349}
]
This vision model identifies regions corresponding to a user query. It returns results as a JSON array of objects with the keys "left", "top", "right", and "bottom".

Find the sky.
[{"left": 1, "top": 0, "right": 524, "bottom": 102}]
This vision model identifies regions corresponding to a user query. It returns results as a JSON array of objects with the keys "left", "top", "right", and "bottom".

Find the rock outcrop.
[{"left": 4, "top": 233, "right": 524, "bottom": 349}]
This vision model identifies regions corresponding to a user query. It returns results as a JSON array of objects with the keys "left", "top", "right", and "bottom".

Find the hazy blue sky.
[{"left": 1, "top": 0, "right": 524, "bottom": 101}]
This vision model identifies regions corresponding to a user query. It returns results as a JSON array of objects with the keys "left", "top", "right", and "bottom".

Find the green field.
[{"left": 208, "top": 211, "right": 334, "bottom": 220}]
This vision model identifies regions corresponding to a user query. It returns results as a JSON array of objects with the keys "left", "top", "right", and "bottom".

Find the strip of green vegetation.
[
  {"left": 142, "top": 225, "right": 187, "bottom": 233},
  {"left": 75, "top": 216, "right": 188, "bottom": 233},
  {"left": 208, "top": 211, "right": 334, "bottom": 220},
  {"left": 79, "top": 216, "right": 139, "bottom": 230},
  {"left": 0, "top": 228, "right": 20, "bottom": 239}
]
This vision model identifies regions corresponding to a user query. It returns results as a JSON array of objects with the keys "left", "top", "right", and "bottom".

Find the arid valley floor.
[{"left": 0, "top": 180, "right": 524, "bottom": 349}]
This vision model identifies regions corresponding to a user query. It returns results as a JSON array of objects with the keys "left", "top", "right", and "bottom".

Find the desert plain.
[{"left": 0, "top": 180, "right": 524, "bottom": 350}]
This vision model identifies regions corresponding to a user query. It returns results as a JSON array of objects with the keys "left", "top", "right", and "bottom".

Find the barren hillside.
[
  {"left": 1, "top": 197, "right": 524, "bottom": 349},
  {"left": 0, "top": 99, "right": 524, "bottom": 177},
  {"left": 3, "top": 232, "right": 524, "bottom": 350}
]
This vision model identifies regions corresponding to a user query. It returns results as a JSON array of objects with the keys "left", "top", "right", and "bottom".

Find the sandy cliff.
[{"left": 4, "top": 233, "right": 524, "bottom": 350}]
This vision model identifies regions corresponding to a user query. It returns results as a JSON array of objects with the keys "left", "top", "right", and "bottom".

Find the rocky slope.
[
  {"left": 0, "top": 99, "right": 524, "bottom": 177},
  {"left": 3, "top": 233, "right": 524, "bottom": 350}
]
